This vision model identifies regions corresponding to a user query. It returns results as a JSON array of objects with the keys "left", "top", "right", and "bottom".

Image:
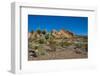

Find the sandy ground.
[{"left": 28, "top": 48, "right": 88, "bottom": 61}]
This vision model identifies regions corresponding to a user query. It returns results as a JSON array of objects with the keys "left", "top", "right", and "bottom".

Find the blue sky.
[{"left": 28, "top": 15, "right": 88, "bottom": 36}]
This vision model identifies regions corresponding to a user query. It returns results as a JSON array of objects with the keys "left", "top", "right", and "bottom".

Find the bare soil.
[{"left": 28, "top": 48, "right": 88, "bottom": 61}]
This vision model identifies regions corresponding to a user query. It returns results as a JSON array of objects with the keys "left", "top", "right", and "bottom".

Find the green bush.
[{"left": 61, "top": 42, "right": 72, "bottom": 47}]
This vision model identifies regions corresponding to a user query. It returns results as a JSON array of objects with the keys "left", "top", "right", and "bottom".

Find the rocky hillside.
[
  {"left": 28, "top": 29, "right": 74, "bottom": 39},
  {"left": 28, "top": 29, "right": 88, "bottom": 60}
]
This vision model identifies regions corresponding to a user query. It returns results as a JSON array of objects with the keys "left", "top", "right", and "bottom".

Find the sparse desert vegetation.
[
  {"left": 28, "top": 29, "right": 88, "bottom": 60},
  {"left": 28, "top": 15, "right": 88, "bottom": 60}
]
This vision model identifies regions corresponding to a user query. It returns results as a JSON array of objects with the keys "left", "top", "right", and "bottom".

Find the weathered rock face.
[
  {"left": 60, "top": 29, "right": 74, "bottom": 38},
  {"left": 28, "top": 32, "right": 41, "bottom": 39},
  {"left": 52, "top": 29, "right": 74, "bottom": 39}
]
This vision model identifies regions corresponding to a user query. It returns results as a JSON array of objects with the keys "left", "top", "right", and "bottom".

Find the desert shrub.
[
  {"left": 74, "top": 42, "right": 87, "bottom": 49},
  {"left": 37, "top": 46, "right": 47, "bottom": 56},
  {"left": 39, "top": 39, "right": 44, "bottom": 44},
  {"left": 39, "top": 50, "right": 47, "bottom": 55},
  {"left": 45, "top": 34, "right": 49, "bottom": 40},
  {"left": 64, "top": 42, "right": 73, "bottom": 46},
  {"left": 34, "top": 46, "right": 38, "bottom": 50},
  {"left": 42, "top": 30, "right": 46, "bottom": 35},
  {"left": 37, "top": 29, "right": 41, "bottom": 34},
  {"left": 61, "top": 42, "right": 72, "bottom": 47},
  {"left": 74, "top": 43, "right": 81, "bottom": 48},
  {"left": 28, "top": 42, "right": 37, "bottom": 49}
]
